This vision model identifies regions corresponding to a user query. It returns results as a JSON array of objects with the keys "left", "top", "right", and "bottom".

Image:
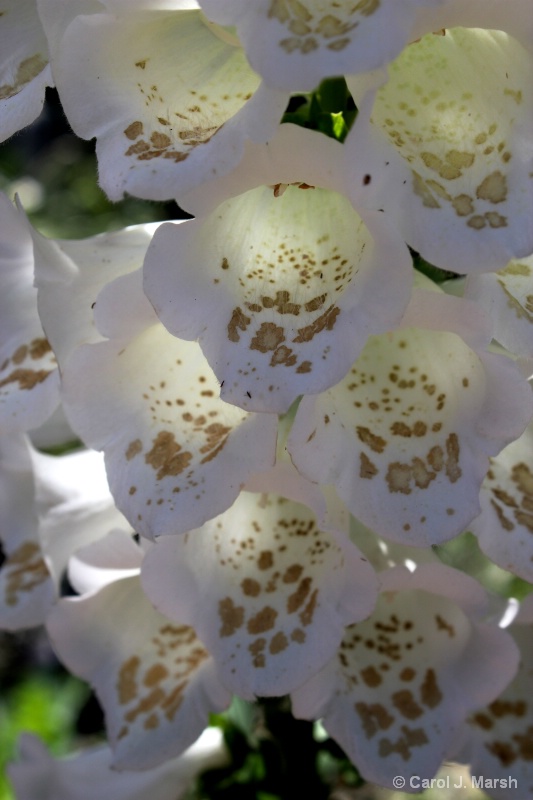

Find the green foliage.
[
  {"left": 0, "top": 674, "right": 89, "bottom": 800},
  {"left": 282, "top": 78, "right": 357, "bottom": 143}
]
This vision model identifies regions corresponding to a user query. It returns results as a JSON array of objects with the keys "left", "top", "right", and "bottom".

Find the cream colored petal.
[
  {"left": 465, "top": 255, "right": 533, "bottom": 358},
  {"left": 46, "top": 575, "right": 231, "bottom": 770},
  {"left": 289, "top": 290, "right": 533, "bottom": 546},
  {"left": 292, "top": 564, "right": 519, "bottom": 789},
  {"left": 47, "top": 8, "right": 287, "bottom": 200},
  {"left": 199, "top": 0, "right": 443, "bottom": 91},
  {"left": 142, "top": 485, "right": 377, "bottom": 698},
  {"left": 347, "top": 27, "right": 533, "bottom": 271}
]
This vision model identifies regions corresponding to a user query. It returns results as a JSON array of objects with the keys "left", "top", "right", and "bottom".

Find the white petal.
[
  {"left": 61, "top": 304, "right": 277, "bottom": 538},
  {"left": 0, "top": 0, "right": 52, "bottom": 142},
  {"left": 46, "top": 576, "right": 231, "bottom": 770},
  {"left": 470, "top": 420, "right": 533, "bottom": 583},
  {"left": 458, "top": 597, "right": 533, "bottom": 799},
  {"left": 31, "top": 220, "right": 158, "bottom": 367},
  {"left": 0, "top": 195, "right": 59, "bottom": 433},
  {"left": 142, "top": 485, "right": 377, "bottom": 698},
  {"left": 465, "top": 255, "right": 533, "bottom": 358},
  {"left": 0, "top": 435, "right": 54, "bottom": 629},
  {"left": 347, "top": 27, "right": 533, "bottom": 271},
  {"left": 289, "top": 288, "right": 533, "bottom": 546},
  {"left": 292, "top": 564, "right": 519, "bottom": 789},
  {"left": 43, "top": 5, "right": 287, "bottom": 200},
  {"left": 8, "top": 728, "right": 227, "bottom": 800},
  {"left": 144, "top": 125, "right": 413, "bottom": 413},
  {"left": 198, "top": 0, "right": 443, "bottom": 92}
]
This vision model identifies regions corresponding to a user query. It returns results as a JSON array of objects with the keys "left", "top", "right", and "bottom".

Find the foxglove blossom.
[
  {"left": 0, "top": 194, "right": 59, "bottom": 433},
  {"left": 38, "top": 0, "right": 288, "bottom": 201},
  {"left": 447, "top": 593, "right": 533, "bottom": 799},
  {"left": 291, "top": 564, "right": 520, "bottom": 790},
  {"left": 47, "top": 530, "right": 232, "bottom": 770},
  {"left": 465, "top": 255, "right": 533, "bottom": 359},
  {"left": 0, "top": 0, "right": 52, "bottom": 142},
  {"left": 288, "top": 279, "right": 533, "bottom": 546},
  {"left": 32, "top": 222, "right": 277, "bottom": 537},
  {"left": 0, "top": 433, "right": 127, "bottom": 630},
  {"left": 198, "top": 0, "right": 444, "bottom": 92},
  {"left": 8, "top": 728, "right": 229, "bottom": 800},
  {"left": 0, "top": 434, "right": 54, "bottom": 629},
  {"left": 144, "top": 124, "right": 413, "bottom": 413},
  {"left": 141, "top": 466, "right": 377, "bottom": 698},
  {"left": 347, "top": 25, "right": 533, "bottom": 271},
  {"left": 470, "top": 420, "right": 533, "bottom": 583}
]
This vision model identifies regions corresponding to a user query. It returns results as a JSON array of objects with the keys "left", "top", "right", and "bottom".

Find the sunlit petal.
[
  {"left": 347, "top": 27, "right": 533, "bottom": 271},
  {"left": 142, "top": 476, "right": 377, "bottom": 698},
  {"left": 289, "top": 283, "right": 533, "bottom": 546},
  {"left": 292, "top": 564, "right": 519, "bottom": 789}
]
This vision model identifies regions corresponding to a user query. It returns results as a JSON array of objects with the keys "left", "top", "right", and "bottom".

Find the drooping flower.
[
  {"left": 346, "top": 25, "right": 533, "bottom": 271},
  {"left": 38, "top": 0, "right": 289, "bottom": 201},
  {"left": 470, "top": 420, "right": 533, "bottom": 583},
  {"left": 31, "top": 221, "right": 277, "bottom": 537},
  {"left": 141, "top": 465, "right": 378, "bottom": 698},
  {"left": 464, "top": 254, "right": 533, "bottom": 359},
  {"left": 8, "top": 727, "right": 229, "bottom": 800},
  {"left": 291, "top": 563, "right": 520, "bottom": 790},
  {"left": 0, "top": 0, "right": 52, "bottom": 142},
  {"left": 0, "top": 194, "right": 59, "bottom": 434},
  {"left": 46, "top": 529, "right": 232, "bottom": 770},
  {"left": 452, "top": 593, "right": 533, "bottom": 799},
  {"left": 288, "top": 276, "right": 533, "bottom": 546},
  {"left": 144, "top": 124, "right": 413, "bottom": 414},
  {"left": 197, "top": 0, "right": 444, "bottom": 92},
  {"left": 0, "top": 433, "right": 126, "bottom": 630}
]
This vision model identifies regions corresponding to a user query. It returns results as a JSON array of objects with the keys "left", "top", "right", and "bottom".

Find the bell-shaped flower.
[
  {"left": 197, "top": 0, "right": 444, "bottom": 92},
  {"left": 0, "top": 432, "right": 127, "bottom": 630},
  {"left": 0, "top": 0, "right": 52, "bottom": 142},
  {"left": 0, "top": 434, "right": 54, "bottom": 629},
  {"left": 0, "top": 194, "right": 59, "bottom": 433},
  {"left": 451, "top": 594, "right": 533, "bottom": 799},
  {"left": 470, "top": 419, "right": 533, "bottom": 583},
  {"left": 141, "top": 466, "right": 377, "bottom": 698},
  {"left": 46, "top": 529, "right": 232, "bottom": 770},
  {"left": 346, "top": 24, "right": 533, "bottom": 272},
  {"left": 291, "top": 563, "right": 520, "bottom": 790},
  {"left": 464, "top": 255, "right": 533, "bottom": 359},
  {"left": 288, "top": 277, "right": 533, "bottom": 547},
  {"left": 32, "top": 221, "right": 278, "bottom": 538},
  {"left": 144, "top": 124, "right": 413, "bottom": 414},
  {"left": 38, "top": 0, "right": 289, "bottom": 201},
  {"left": 7, "top": 727, "right": 229, "bottom": 800}
]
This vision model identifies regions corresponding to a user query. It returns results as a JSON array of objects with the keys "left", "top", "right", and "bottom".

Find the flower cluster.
[{"left": 2, "top": 0, "right": 533, "bottom": 797}]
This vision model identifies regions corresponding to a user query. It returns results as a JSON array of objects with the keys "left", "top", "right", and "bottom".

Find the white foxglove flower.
[
  {"left": 453, "top": 594, "right": 533, "bottom": 800},
  {"left": 141, "top": 467, "right": 377, "bottom": 698},
  {"left": 292, "top": 564, "right": 519, "bottom": 790},
  {"left": 46, "top": 530, "right": 231, "bottom": 770},
  {"left": 288, "top": 280, "right": 533, "bottom": 546},
  {"left": 0, "top": 0, "right": 52, "bottom": 142},
  {"left": 32, "top": 223, "right": 277, "bottom": 538},
  {"left": 0, "top": 434, "right": 54, "bottom": 629},
  {"left": 347, "top": 26, "right": 533, "bottom": 271},
  {"left": 0, "top": 194, "right": 59, "bottom": 433},
  {"left": 144, "top": 125, "right": 413, "bottom": 414},
  {"left": 38, "top": 0, "right": 288, "bottom": 201},
  {"left": 198, "top": 0, "right": 444, "bottom": 92},
  {"left": 8, "top": 727, "right": 228, "bottom": 800},
  {"left": 470, "top": 419, "right": 533, "bottom": 583},
  {"left": 465, "top": 255, "right": 533, "bottom": 359},
  {"left": 0, "top": 433, "right": 126, "bottom": 630}
]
